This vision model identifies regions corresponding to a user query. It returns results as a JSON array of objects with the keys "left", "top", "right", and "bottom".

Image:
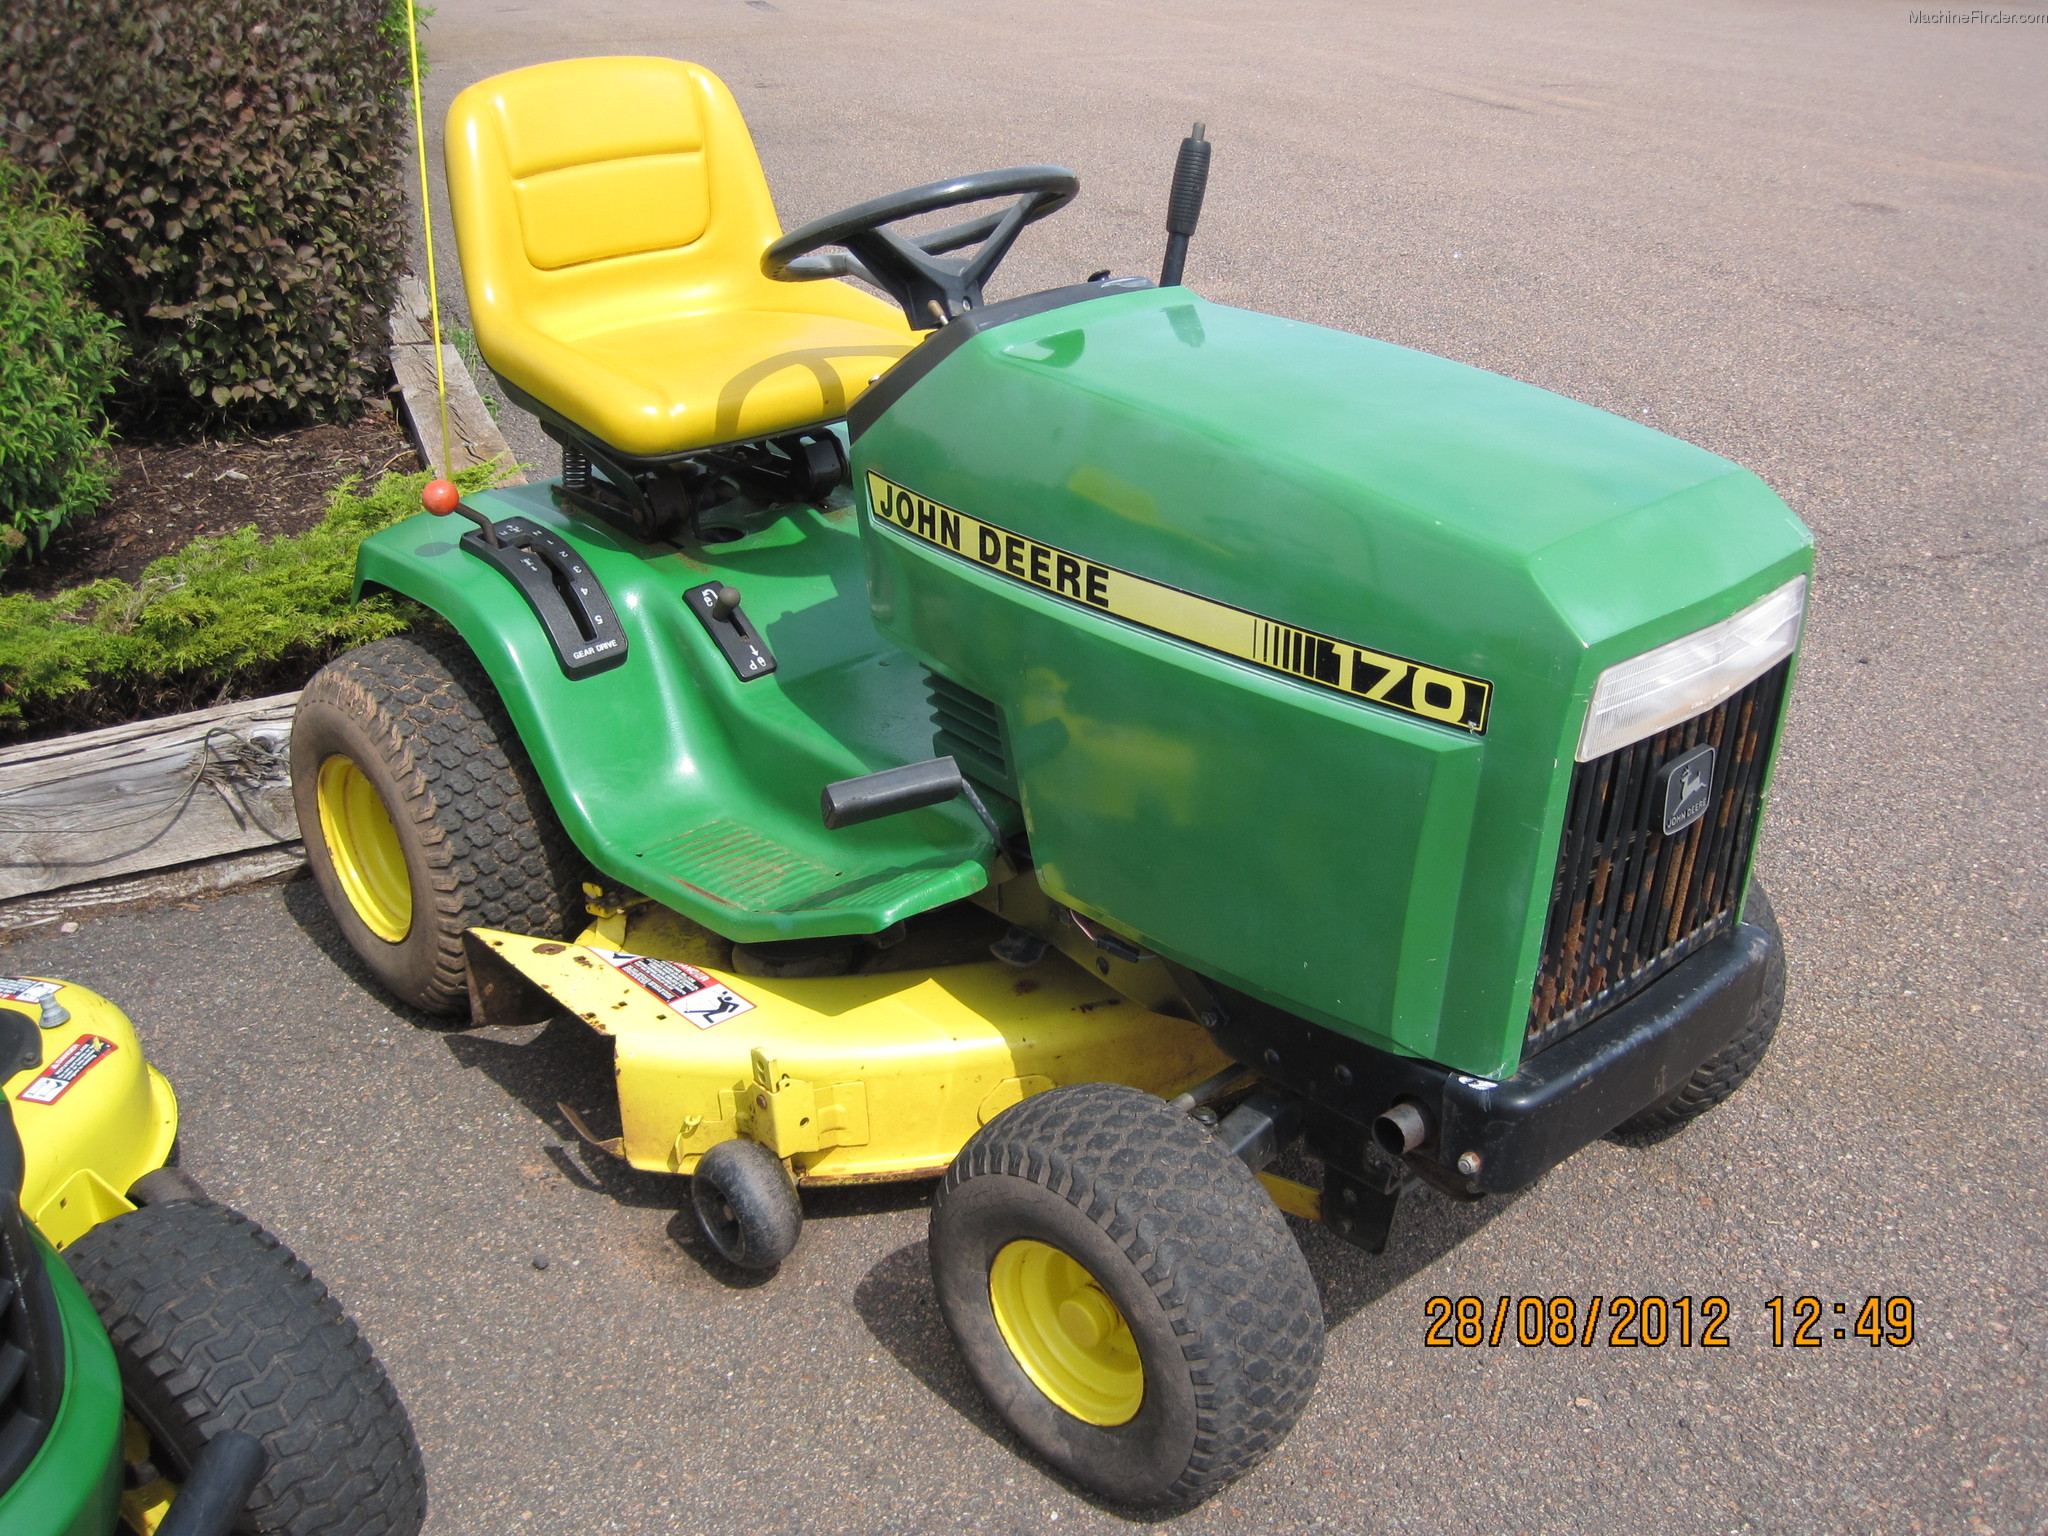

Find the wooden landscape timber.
[
  {"left": 388, "top": 274, "right": 524, "bottom": 484},
  {"left": 0, "top": 845, "right": 307, "bottom": 940},
  {"left": 0, "top": 693, "right": 304, "bottom": 937}
]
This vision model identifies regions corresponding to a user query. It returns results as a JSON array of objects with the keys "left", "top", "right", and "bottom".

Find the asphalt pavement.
[{"left": 12, "top": 3, "right": 2046, "bottom": 1533}]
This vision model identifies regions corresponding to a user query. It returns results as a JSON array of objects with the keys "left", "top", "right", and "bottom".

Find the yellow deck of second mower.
[{"left": 3, "top": 980, "right": 178, "bottom": 1249}]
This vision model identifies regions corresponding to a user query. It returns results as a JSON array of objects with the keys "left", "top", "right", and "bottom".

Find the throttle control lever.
[{"left": 686, "top": 582, "right": 776, "bottom": 680}]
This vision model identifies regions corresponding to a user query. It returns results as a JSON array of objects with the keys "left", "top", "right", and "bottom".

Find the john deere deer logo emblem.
[{"left": 1659, "top": 745, "right": 1717, "bottom": 836}]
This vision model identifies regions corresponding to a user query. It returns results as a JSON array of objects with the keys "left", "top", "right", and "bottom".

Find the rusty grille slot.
[{"left": 1525, "top": 660, "right": 1789, "bottom": 1058}]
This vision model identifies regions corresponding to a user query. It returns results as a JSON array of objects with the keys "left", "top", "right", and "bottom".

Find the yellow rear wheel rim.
[
  {"left": 315, "top": 754, "right": 412, "bottom": 943},
  {"left": 989, "top": 1239, "right": 1144, "bottom": 1426}
]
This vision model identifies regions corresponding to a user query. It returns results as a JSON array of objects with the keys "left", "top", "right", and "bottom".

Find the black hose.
[{"left": 156, "top": 1430, "right": 268, "bottom": 1536}]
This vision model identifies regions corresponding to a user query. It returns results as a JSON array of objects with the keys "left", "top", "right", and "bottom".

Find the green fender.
[
  {"left": 353, "top": 487, "right": 990, "bottom": 943},
  {"left": 0, "top": 1240, "right": 123, "bottom": 1536}
]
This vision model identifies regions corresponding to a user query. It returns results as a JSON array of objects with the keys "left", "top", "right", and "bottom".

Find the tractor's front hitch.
[
  {"left": 1179, "top": 911, "right": 1782, "bottom": 1249},
  {"left": 1191, "top": 1076, "right": 1410, "bottom": 1254}
]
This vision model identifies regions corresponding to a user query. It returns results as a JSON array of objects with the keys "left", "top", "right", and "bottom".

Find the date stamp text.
[{"left": 1421, "top": 1295, "right": 1916, "bottom": 1349}]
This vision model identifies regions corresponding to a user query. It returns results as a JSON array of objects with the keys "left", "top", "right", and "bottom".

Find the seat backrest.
[{"left": 445, "top": 58, "right": 790, "bottom": 351}]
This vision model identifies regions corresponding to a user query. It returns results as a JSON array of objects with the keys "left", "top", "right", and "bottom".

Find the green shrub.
[
  {"left": 0, "top": 461, "right": 495, "bottom": 735},
  {"left": 1, "top": 0, "right": 411, "bottom": 432},
  {"left": 0, "top": 154, "right": 121, "bottom": 571}
]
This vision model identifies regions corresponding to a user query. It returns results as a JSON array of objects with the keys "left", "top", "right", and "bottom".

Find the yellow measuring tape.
[{"left": 402, "top": 0, "right": 453, "bottom": 478}]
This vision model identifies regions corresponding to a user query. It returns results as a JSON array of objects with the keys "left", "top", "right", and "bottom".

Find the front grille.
[
  {"left": 0, "top": 1200, "right": 65, "bottom": 1493},
  {"left": 1525, "top": 661, "right": 1789, "bottom": 1057},
  {"left": 928, "top": 672, "right": 1016, "bottom": 798}
]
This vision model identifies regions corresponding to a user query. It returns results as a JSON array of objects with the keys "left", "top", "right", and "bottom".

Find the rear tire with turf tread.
[
  {"left": 1609, "top": 884, "right": 1787, "bottom": 1146},
  {"left": 291, "top": 632, "right": 586, "bottom": 1015},
  {"left": 929, "top": 1081, "right": 1324, "bottom": 1507},
  {"left": 64, "top": 1198, "right": 425, "bottom": 1536}
]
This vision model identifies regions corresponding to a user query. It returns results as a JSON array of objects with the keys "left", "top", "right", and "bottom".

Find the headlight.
[{"left": 1577, "top": 575, "right": 1806, "bottom": 761}]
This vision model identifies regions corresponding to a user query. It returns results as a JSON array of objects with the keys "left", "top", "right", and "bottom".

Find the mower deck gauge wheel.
[{"left": 690, "top": 1137, "right": 803, "bottom": 1270}]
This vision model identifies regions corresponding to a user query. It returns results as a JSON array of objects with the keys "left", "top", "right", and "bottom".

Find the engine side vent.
[
  {"left": 1525, "top": 660, "right": 1789, "bottom": 1058},
  {"left": 927, "top": 672, "right": 1016, "bottom": 799}
]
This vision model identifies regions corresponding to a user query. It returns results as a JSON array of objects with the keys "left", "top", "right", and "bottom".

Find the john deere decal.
[{"left": 866, "top": 472, "right": 1491, "bottom": 732}]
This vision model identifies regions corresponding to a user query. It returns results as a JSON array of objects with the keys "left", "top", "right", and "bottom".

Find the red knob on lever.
[{"left": 420, "top": 477, "right": 499, "bottom": 547}]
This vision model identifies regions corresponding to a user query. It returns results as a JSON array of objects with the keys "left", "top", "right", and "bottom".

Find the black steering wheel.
[{"left": 763, "top": 166, "right": 1078, "bottom": 330}]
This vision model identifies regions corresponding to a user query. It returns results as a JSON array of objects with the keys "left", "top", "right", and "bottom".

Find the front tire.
[
  {"left": 1610, "top": 885, "right": 1787, "bottom": 1146},
  {"left": 64, "top": 1198, "right": 425, "bottom": 1536},
  {"left": 291, "top": 633, "right": 586, "bottom": 1015},
  {"left": 930, "top": 1082, "right": 1324, "bottom": 1507}
]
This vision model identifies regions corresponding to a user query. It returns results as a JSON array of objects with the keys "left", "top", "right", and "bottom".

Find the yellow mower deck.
[
  {"left": 466, "top": 905, "right": 1231, "bottom": 1185},
  {"left": 2, "top": 979, "right": 178, "bottom": 1249}
]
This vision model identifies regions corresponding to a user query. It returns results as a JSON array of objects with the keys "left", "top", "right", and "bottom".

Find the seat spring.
[{"left": 562, "top": 446, "right": 591, "bottom": 495}]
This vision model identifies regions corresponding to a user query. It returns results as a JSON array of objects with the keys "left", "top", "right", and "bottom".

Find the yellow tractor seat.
[
  {"left": 444, "top": 57, "right": 917, "bottom": 465},
  {"left": 490, "top": 306, "right": 914, "bottom": 461}
]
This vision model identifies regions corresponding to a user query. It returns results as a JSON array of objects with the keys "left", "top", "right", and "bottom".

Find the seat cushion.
[
  {"left": 508, "top": 308, "right": 919, "bottom": 457},
  {"left": 491, "top": 61, "right": 713, "bottom": 270}
]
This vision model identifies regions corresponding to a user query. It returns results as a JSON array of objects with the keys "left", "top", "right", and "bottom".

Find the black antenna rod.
[{"left": 1158, "top": 122, "right": 1211, "bottom": 288}]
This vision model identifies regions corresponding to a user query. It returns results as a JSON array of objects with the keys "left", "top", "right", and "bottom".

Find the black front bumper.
[
  {"left": 1201, "top": 913, "right": 1778, "bottom": 1196},
  {"left": 1438, "top": 917, "right": 1774, "bottom": 1191}
]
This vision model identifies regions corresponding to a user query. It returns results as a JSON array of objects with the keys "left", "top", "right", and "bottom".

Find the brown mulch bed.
[{"left": 2, "top": 408, "right": 417, "bottom": 597}]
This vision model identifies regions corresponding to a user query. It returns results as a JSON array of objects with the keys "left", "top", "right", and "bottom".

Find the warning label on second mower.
[
  {"left": 587, "top": 948, "right": 755, "bottom": 1030},
  {"left": 0, "top": 977, "right": 60, "bottom": 1007},
  {"left": 17, "top": 1034, "right": 117, "bottom": 1104}
]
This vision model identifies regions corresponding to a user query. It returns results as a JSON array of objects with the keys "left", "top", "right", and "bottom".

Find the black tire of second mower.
[
  {"left": 1610, "top": 885, "right": 1788, "bottom": 1146},
  {"left": 291, "top": 633, "right": 586, "bottom": 1015},
  {"left": 64, "top": 1199, "right": 425, "bottom": 1536},
  {"left": 930, "top": 1082, "right": 1325, "bottom": 1507}
]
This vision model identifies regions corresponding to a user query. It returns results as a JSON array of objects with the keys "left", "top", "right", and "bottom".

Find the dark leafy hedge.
[
  {"left": 1, "top": 0, "right": 411, "bottom": 432},
  {"left": 0, "top": 154, "right": 121, "bottom": 571}
]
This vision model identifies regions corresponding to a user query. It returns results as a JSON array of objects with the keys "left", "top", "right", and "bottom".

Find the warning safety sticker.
[
  {"left": 865, "top": 471, "right": 1492, "bottom": 733},
  {"left": 0, "top": 977, "right": 60, "bottom": 1007},
  {"left": 17, "top": 1034, "right": 117, "bottom": 1104},
  {"left": 587, "top": 948, "right": 755, "bottom": 1030}
]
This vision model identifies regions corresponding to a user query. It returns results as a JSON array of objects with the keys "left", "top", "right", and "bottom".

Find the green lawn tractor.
[
  {"left": 290, "top": 55, "right": 1809, "bottom": 1505},
  {"left": 0, "top": 977, "right": 424, "bottom": 1536}
]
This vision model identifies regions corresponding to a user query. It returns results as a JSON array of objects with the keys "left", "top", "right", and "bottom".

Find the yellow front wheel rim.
[
  {"left": 989, "top": 1239, "right": 1144, "bottom": 1426},
  {"left": 315, "top": 755, "right": 412, "bottom": 943}
]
